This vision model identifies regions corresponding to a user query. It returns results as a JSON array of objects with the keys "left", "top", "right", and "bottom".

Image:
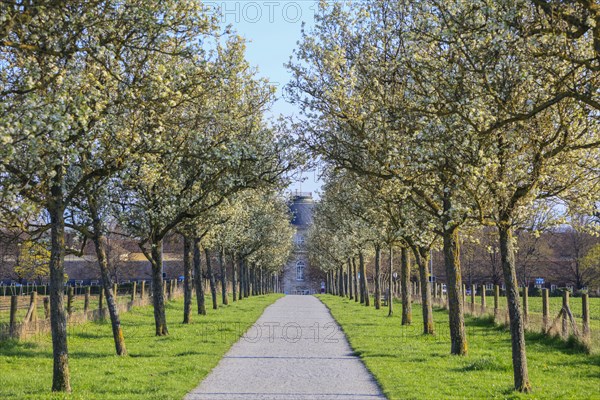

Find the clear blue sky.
[{"left": 208, "top": 1, "right": 322, "bottom": 196}]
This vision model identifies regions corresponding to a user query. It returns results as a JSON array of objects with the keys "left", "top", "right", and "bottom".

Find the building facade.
[{"left": 282, "top": 193, "right": 322, "bottom": 294}]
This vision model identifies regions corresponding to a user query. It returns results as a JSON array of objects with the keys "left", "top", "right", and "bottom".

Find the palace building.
[{"left": 282, "top": 192, "right": 321, "bottom": 294}]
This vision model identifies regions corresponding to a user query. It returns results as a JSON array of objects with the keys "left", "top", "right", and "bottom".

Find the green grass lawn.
[
  {"left": 319, "top": 295, "right": 600, "bottom": 400},
  {"left": 0, "top": 294, "right": 281, "bottom": 399}
]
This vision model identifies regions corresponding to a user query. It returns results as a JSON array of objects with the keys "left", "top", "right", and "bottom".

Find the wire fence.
[
  {"left": 410, "top": 282, "right": 599, "bottom": 352},
  {"left": 0, "top": 279, "right": 184, "bottom": 341}
]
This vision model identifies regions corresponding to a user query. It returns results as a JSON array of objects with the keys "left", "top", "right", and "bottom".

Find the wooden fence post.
[
  {"left": 24, "top": 291, "right": 38, "bottom": 323},
  {"left": 84, "top": 286, "right": 90, "bottom": 314},
  {"left": 582, "top": 293, "right": 590, "bottom": 339},
  {"left": 163, "top": 281, "right": 167, "bottom": 298},
  {"left": 562, "top": 290, "right": 570, "bottom": 338},
  {"left": 522, "top": 286, "right": 529, "bottom": 327},
  {"left": 67, "top": 286, "right": 74, "bottom": 315},
  {"left": 471, "top": 284, "right": 476, "bottom": 313},
  {"left": 481, "top": 284, "right": 486, "bottom": 313},
  {"left": 542, "top": 288, "right": 550, "bottom": 333},
  {"left": 113, "top": 283, "right": 118, "bottom": 303},
  {"left": 494, "top": 285, "right": 500, "bottom": 321},
  {"left": 131, "top": 282, "right": 137, "bottom": 302},
  {"left": 462, "top": 284, "right": 467, "bottom": 308},
  {"left": 9, "top": 295, "right": 18, "bottom": 337},
  {"left": 43, "top": 296, "right": 50, "bottom": 319},
  {"left": 141, "top": 281, "right": 145, "bottom": 299}
]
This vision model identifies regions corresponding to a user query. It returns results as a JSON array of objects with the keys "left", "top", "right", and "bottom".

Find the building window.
[{"left": 296, "top": 261, "right": 305, "bottom": 281}]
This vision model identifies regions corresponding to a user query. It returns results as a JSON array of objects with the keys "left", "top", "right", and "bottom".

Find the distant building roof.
[{"left": 290, "top": 193, "right": 315, "bottom": 227}]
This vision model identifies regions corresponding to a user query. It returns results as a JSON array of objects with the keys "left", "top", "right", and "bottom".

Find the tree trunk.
[
  {"left": 388, "top": 247, "right": 394, "bottom": 317},
  {"left": 238, "top": 257, "right": 241, "bottom": 300},
  {"left": 193, "top": 238, "right": 206, "bottom": 315},
  {"left": 352, "top": 258, "right": 359, "bottom": 302},
  {"left": 150, "top": 240, "right": 168, "bottom": 335},
  {"left": 250, "top": 265, "right": 255, "bottom": 296},
  {"left": 258, "top": 267, "right": 262, "bottom": 295},
  {"left": 182, "top": 236, "right": 193, "bottom": 323},
  {"left": 499, "top": 221, "right": 531, "bottom": 392},
  {"left": 220, "top": 248, "right": 228, "bottom": 305},
  {"left": 48, "top": 169, "right": 71, "bottom": 392},
  {"left": 413, "top": 245, "right": 434, "bottom": 334},
  {"left": 400, "top": 247, "right": 412, "bottom": 325},
  {"left": 359, "top": 251, "right": 370, "bottom": 306},
  {"left": 244, "top": 261, "right": 250, "bottom": 298},
  {"left": 339, "top": 265, "right": 344, "bottom": 297},
  {"left": 205, "top": 248, "right": 218, "bottom": 309},
  {"left": 89, "top": 197, "right": 126, "bottom": 354},
  {"left": 374, "top": 245, "right": 381, "bottom": 310},
  {"left": 238, "top": 257, "right": 244, "bottom": 300},
  {"left": 348, "top": 259, "right": 354, "bottom": 300},
  {"left": 442, "top": 224, "right": 467, "bottom": 355},
  {"left": 232, "top": 253, "right": 237, "bottom": 302}
]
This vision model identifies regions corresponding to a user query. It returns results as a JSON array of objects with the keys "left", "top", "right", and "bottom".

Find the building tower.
[{"left": 282, "top": 192, "right": 320, "bottom": 294}]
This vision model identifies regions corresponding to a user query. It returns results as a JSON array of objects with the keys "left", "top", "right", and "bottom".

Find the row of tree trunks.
[{"left": 325, "top": 222, "right": 526, "bottom": 391}]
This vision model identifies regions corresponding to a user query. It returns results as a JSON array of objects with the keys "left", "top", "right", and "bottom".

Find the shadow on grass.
[
  {"left": 460, "top": 355, "right": 511, "bottom": 372},
  {"left": 0, "top": 340, "right": 51, "bottom": 358},
  {"left": 525, "top": 331, "right": 592, "bottom": 355},
  {"left": 128, "top": 352, "right": 160, "bottom": 358},
  {"left": 70, "top": 351, "right": 117, "bottom": 359},
  {"left": 175, "top": 350, "right": 213, "bottom": 357}
]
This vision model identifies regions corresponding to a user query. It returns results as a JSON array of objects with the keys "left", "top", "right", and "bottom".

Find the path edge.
[{"left": 313, "top": 294, "right": 389, "bottom": 400}]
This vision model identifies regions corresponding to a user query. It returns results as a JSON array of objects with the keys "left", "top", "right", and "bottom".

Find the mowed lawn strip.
[
  {"left": 319, "top": 295, "right": 600, "bottom": 400},
  {"left": 0, "top": 294, "right": 282, "bottom": 400}
]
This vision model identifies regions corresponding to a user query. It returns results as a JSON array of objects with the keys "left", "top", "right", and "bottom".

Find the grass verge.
[
  {"left": 318, "top": 295, "right": 600, "bottom": 400},
  {"left": 0, "top": 294, "right": 282, "bottom": 399}
]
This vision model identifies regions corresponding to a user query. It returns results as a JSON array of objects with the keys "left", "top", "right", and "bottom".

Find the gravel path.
[{"left": 185, "top": 295, "right": 386, "bottom": 400}]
